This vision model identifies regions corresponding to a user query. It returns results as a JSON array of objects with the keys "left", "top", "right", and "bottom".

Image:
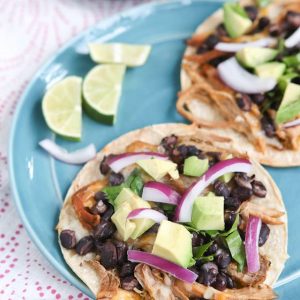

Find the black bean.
[
  {"left": 109, "top": 172, "right": 124, "bottom": 186},
  {"left": 259, "top": 223, "right": 270, "bottom": 247},
  {"left": 261, "top": 114, "right": 276, "bottom": 138},
  {"left": 213, "top": 273, "right": 227, "bottom": 291},
  {"left": 214, "top": 180, "right": 230, "bottom": 198},
  {"left": 269, "top": 24, "right": 281, "bottom": 37},
  {"left": 231, "top": 186, "right": 253, "bottom": 202},
  {"left": 224, "top": 273, "right": 235, "bottom": 289},
  {"left": 186, "top": 145, "right": 202, "bottom": 157},
  {"left": 121, "top": 276, "right": 140, "bottom": 291},
  {"left": 171, "top": 145, "right": 188, "bottom": 163},
  {"left": 100, "top": 155, "right": 112, "bottom": 175},
  {"left": 120, "top": 262, "right": 136, "bottom": 278},
  {"left": 224, "top": 196, "right": 241, "bottom": 211},
  {"left": 101, "top": 204, "right": 114, "bottom": 221},
  {"left": 236, "top": 93, "right": 252, "bottom": 112},
  {"left": 216, "top": 23, "right": 228, "bottom": 37},
  {"left": 234, "top": 173, "right": 252, "bottom": 190},
  {"left": 114, "top": 240, "right": 128, "bottom": 265},
  {"left": 93, "top": 220, "right": 116, "bottom": 241},
  {"left": 161, "top": 135, "right": 178, "bottom": 154},
  {"left": 205, "top": 34, "right": 219, "bottom": 50},
  {"left": 192, "top": 232, "right": 206, "bottom": 247},
  {"left": 286, "top": 11, "right": 300, "bottom": 29},
  {"left": 76, "top": 236, "right": 94, "bottom": 255},
  {"left": 90, "top": 199, "right": 108, "bottom": 215},
  {"left": 95, "top": 191, "right": 108, "bottom": 202},
  {"left": 252, "top": 180, "right": 267, "bottom": 198},
  {"left": 215, "top": 249, "right": 231, "bottom": 269},
  {"left": 206, "top": 152, "right": 221, "bottom": 163},
  {"left": 205, "top": 242, "right": 218, "bottom": 255},
  {"left": 258, "top": 17, "right": 270, "bottom": 30},
  {"left": 224, "top": 211, "right": 237, "bottom": 230},
  {"left": 145, "top": 223, "right": 160, "bottom": 234},
  {"left": 245, "top": 6, "right": 258, "bottom": 21},
  {"left": 197, "top": 262, "right": 218, "bottom": 286},
  {"left": 292, "top": 77, "right": 300, "bottom": 85},
  {"left": 196, "top": 44, "right": 209, "bottom": 54},
  {"left": 60, "top": 230, "right": 76, "bottom": 249},
  {"left": 98, "top": 241, "right": 118, "bottom": 269},
  {"left": 250, "top": 93, "right": 265, "bottom": 105}
]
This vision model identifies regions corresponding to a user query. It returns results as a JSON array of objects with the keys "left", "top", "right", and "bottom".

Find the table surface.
[{"left": 0, "top": 1, "right": 151, "bottom": 299}]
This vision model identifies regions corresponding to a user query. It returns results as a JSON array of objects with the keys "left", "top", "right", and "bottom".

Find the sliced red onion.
[
  {"left": 127, "top": 208, "right": 167, "bottom": 223},
  {"left": 245, "top": 216, "right": 262, "bottom": 273},
  {"left": 174, "top": 158, "right": 252, "bottom": 222},
  {"left": 142, "top": 181, "right": 180, "bottom": 205},
  {"left": 39, "top": 139, "right": 96, "bottom": 164},
  {"left": 107, "top": 152, "right": 168, "bottom": 173},
  {"left": 285, "top": 27, "right": 300, "bottom": 48},
  {"left": 215, "top": 37, "right": 276, "bottom": 52},
  {"left": 217, "top": 57, "right": 277, "bottom": 94},
  {"left": 283, "top": 118, "right": 300, "bottom": 129},
  {"left": 127, "top": 250, "right": 198, "bottom": 283}
]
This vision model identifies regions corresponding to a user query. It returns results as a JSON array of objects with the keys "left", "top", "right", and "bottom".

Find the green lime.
[
  {"left": 82, "top": 64, "right": 126, "bottom": 125},
  {"left": 89, "top": 43, "right": 151, "bottom": 67},
  {"left": 42, "top": 76, "right": 82, "bottom": 141}
]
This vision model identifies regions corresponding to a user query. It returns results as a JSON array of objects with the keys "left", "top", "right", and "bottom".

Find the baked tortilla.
[
  {"left": 57, "top": 123, "right": 288, "bottom": 299},
  {"left": 179, "top": 0, "right": 300, "bottom": 167}
]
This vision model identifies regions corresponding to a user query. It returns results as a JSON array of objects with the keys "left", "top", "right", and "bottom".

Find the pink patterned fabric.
[{"left": 0, "top": 0, "right": 151, "bottom": 298}]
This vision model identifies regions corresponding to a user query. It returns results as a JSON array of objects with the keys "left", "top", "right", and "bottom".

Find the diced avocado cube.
[
  {"left": 283, "top": 53, "right": 300, "bottom": 67},
  {"left": 112, "top": 188, "right": 155, "bottom": 240},
  {"left": 278, "top": 73, "right": 298, "bottom": 92},
  {"left": 255, "top": 62, "right": 286, "bottom": 80},
  {"left": 111, "top": 202, "right": 136, "bottom": 241},
  {"left": 236, "top": 47, "right": 278, "bottom": 68},
  {"left": 191, "top": 196, "right": 224, "bottom": 231},
  {"left": 152, "top": 220, "right": 193, "bottom": 268},
  {"left": 183, "top": 156, "right": 209, "bottom": 177},
  {"left": 223, "top": 3, "right": 252, "bottom": 38},
  {"left": 137, "top": 158, "right": 179, "bottom": 180},
  {"left": 276, "top": 82, "right": 300, "bottom": 124},
  {"left": 219, "top": 155, "right": 234, "bottom": 183}
]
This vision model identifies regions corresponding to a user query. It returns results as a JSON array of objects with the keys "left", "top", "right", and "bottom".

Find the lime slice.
[
  {"left": 83, "top": 64, "right": 126, "bottom": 124},
  {"left": 89, "top": 43, "right": 151, "bottom": 67},
  {"left": 42, "top": 76, "right": 82, "bottom": 141}
]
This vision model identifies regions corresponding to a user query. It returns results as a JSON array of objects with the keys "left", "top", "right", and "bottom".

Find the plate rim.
[{"left": 8, "top": 0, "right": 226, "bottom": 297}]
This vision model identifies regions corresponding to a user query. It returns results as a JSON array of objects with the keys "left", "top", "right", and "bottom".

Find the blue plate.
[{"left": 9, "top": 0, "right": 300, "bottom": 298}]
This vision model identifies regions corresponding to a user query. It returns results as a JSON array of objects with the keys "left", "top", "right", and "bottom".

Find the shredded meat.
[
  {"left": 227, "top": 255, "right": 270, "bottom": 287},
  {"left": 174, "top": 280, "right": 277, "bottom": 300},
  {"left": 134, "top": 264, "right": 176, "bottom": 300},
  {"left": 72, "top": 180, "right": 108, "bottom": 230},
  {"left": 86, "top": 260, "right": 120, "bottom": 300},
  {"left": 126, "top": 141, "right": 158, "bottom": 152},
  {"left": 184, "top": 50, "right": 230, "bottom": 66},
  {"left": 239, "top": 201, "right": 285, "bottom": 225}
]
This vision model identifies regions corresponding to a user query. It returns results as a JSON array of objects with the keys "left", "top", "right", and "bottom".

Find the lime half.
[
  {"left": 89, "top": 43, "right": 151, "bottom": 67},
  {"left": 42, "top": 76, "right": 82, "bottom": 141},
  {"left": 83, "top": 64, "right": 126, "bottom": 125}
]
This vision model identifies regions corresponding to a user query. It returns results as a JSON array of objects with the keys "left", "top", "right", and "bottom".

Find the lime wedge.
[
  {"left": 89, "top": 43, "right": 151, "bottom": 67},
  {"left": 83, "top": 64, "right": 126, "bottom": 124},
  {"left": 42, "top": 76, "right": 82, "bottom": 141}
]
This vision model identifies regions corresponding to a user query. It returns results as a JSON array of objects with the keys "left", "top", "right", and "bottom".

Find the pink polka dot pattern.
[{"left": 0, "top": 0, "right": 152, "bottom": 298}]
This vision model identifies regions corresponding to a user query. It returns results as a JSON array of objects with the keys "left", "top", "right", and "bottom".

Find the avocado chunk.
[
  {"left": 255, "top": 62, "right": 286, "bottom": 80},
  {"left": 112, "top": 188, "right": 154, "bottom": 241},
  {"left": 183, "top": 156, "right": 209, "bottom": 177},
  {"left": 191, "top": 196, "right": 224, "bottom": 231},
  {"left": 276, "top": 82, "right": 300, "bottom": 124},
  {"left": 236, "top": 47, "right": 278, "bottom": 68},
  {"left": 152, "top": 220, "right": 193, "bottom": 268},
  {"left": 278, "top": 73, "right": 298, "bottom": 92},
  {"left": 137, "top": 158, "right": 179, "bottom": 180},
  {"left": 223, "top": 3, "right": 252, "bottom": 38}
]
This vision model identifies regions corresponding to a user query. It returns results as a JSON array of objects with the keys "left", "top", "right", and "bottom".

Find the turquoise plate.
[{"left": 9, "top": 0, "right": 300, "bottom": 298}]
